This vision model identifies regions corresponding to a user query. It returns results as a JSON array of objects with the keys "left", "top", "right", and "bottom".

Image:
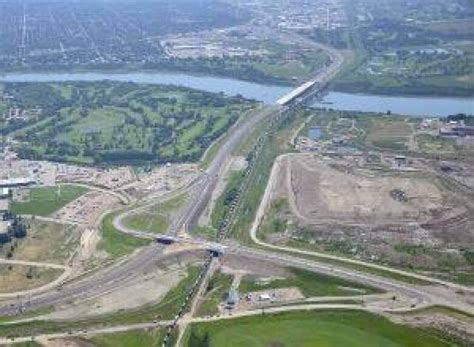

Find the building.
[
  {"left": 439, "top": 120, "right": 474, "bottom": 137},
  {"left": 226, "top": 287, "right": 239, "bottom": 308},
  {"left": 0, "top": 188, "right": 10, "bottom": 199},
  {"left": 258, "top": 293, "right": 271, "bottom": 301},
  {"left": 0, "top": 177, "right": 35, "bottom": 188},
  {"left": 394, "top": 156, "right": 407, "bottom": 169}
]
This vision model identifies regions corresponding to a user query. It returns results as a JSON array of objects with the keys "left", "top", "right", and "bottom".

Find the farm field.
[
  {"left": 186, "top": 310, "right": 454, "bottom": 347},
  {"left": 10, "top": 185, "right": 88, "bottom": 216}
]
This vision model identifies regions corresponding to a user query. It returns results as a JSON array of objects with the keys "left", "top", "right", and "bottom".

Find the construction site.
[{"left": 260, "top": 112, "right": 474, "bottom": 282}]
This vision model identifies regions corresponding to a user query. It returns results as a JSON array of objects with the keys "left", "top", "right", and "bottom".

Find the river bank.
[{"left": 0, "top": 72, "right": 472, "bottom": 117}]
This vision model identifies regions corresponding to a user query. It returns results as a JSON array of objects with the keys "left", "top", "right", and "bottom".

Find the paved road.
[
  {"left": 0, "top": 104, "right": 277, "bottom": 317},
  {"left": 1, "top": 31, "right": 471, "bottom": 347},
  {"left": 0, "top": 302, "right": 397, "bottom": 345}
]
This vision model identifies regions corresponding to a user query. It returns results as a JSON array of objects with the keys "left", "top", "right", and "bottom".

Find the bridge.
[
  {"left": 276, "top": 80, "right": 327, "bottom": 107},
  {"left": 129, "top": 232, "right": 227, "bottom": 255}
]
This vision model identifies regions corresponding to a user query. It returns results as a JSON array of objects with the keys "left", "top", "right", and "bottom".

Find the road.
[
  {"left": 0, "top": 94, "right": 278, "bottom": 317},
  {"left": 250, "top": 153, "right": 474, "bottom": 294},
  {"left": 0, "top": 301, "right": 419, "bottom": 345},
  {"left": 0, "top": 31, "right": 472, "bottom": 347}
]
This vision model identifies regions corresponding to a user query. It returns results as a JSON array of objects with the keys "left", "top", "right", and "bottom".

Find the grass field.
[
  {"left": 0, "top": 219, "right": 80, "bottom": 265},
  {"left": 100, "top": 213, "right": 149, "bottom": 258},
  {"left": 0, "top": 264, "right": 63, "bottom": 293},
  {"left": 196, "top": 271, "right": 233, "bottom": 317},
  {"left": 186, "top": 310, "right": 454, "bottom": 347},
  {"left": 366, "top": 118, "right": 413, "bottom": 151},
  {"left": 11, "top": 342, "right": 41, "bottom": 347},
  {"left": 124, "top": 213, "right": 168, "bottom": 234},
  {"left": 416, "top": 134, "right": 456, "bottom": 153},
  {"left": 5, "top": 82, "right": 254, "bottom": 165},
  {"left": 123, "top": 195, "right": 186, "bottom": 234},
  {"left": 86, "top": 329, "right": 164, "bottom": 347},
  {"left": 331, "top": 11, "right": 474, "bottom": 98},
  {"left": 239, "top": 268, "right": 381, "bottom": 297},
  {"left": 10, "top": 185, "right": 88, "bottom": 216}
]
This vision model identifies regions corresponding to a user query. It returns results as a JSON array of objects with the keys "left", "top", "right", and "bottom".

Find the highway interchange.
[{"left": 0, "top": 39, "right": 472, "bottom": 346}]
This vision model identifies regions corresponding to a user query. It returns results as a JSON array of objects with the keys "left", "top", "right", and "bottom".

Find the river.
[
  {"left": 0, "top": 72, "right": 292, "bottom": 105},
  {"left": 0, "top": 72, "right": 472, "bottom": 117},
  {"left": 313, "top": 92, "right": 473, "bottom": 117}
]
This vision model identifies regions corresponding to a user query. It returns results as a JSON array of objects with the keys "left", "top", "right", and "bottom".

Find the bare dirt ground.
[
  {"left": 43, "top": 267, "right": 186, "bottom": 320},
  {"left": 287, "top": 155, "right": 447, "bottom": 225},
  {"left": 51, "top": 191, "right": 119, "bottom": 226},
  {"left": 267, "top": 153, "right": 474, "bottom": 275},
  {"left": 222, "top": 253, "right": 293, "bottom": 279},
  {"left": 56, "top": 165, "right": 135, "bottom": 190},
  {"left": 389, "top": 311, "right": 474, "bottom": 345},
  {"left": 41, "top": 250, "right": 208, "bottom": 321},
  {"left": 79, "top": 228, "right": 101, "bottom": 261},
  {"left": 280, "top": 154, "right": 473, "bottom": 241},
  {"left": 234, "top": 287, "right": 305, "bottom": 312},
  {"left": 39, "top": 338, "right": 95, "bottom": 347},
  {"left": 123, "top": 164, "right": 199, "bottom": 201}
]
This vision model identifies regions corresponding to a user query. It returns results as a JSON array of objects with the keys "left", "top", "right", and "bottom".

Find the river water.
[
  {"left": 313, "top": 92, "right": 474, "bottom": 118},
  {"left": 0, "top": 72, "right": 472, "bottom": 117},
  {"left": 0, "top": 72, "right": 292, "bottom": 105}
]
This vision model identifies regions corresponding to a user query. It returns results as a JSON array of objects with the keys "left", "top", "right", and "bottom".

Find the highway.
[
  {"left": 0, "top": 99, "right": 279, "bottom": 317},
  {"left": 0, "top": 37, "right": 472, "bottom": 347}
]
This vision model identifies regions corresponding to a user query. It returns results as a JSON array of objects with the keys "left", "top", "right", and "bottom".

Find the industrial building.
[{"left": 0, "top": 177, "right": 35, "bottom": 188}]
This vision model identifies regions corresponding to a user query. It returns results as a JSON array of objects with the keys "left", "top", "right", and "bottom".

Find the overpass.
[
  {"left": 276, "top": 77, "right": 332, "bottom": 107},
  {"left": 277, "top": 43, "right": 345, "bottom": 107}
]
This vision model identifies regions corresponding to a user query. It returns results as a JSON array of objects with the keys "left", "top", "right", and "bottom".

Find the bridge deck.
[{"left": 276, "top": 80, "right": 316, "bottom": 106}]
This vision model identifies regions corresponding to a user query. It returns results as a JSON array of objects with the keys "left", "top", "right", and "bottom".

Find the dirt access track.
[{"left": 273, "top": 154, "right": 473, "bottom": 243}]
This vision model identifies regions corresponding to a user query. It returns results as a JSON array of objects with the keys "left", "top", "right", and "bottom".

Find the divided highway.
[{"left": 0, "top": 39, "right": 472, "bottom": 347}]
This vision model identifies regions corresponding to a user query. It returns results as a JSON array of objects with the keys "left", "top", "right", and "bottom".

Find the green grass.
[
  {"left": 284, "top": 240, "right": 431, "bottom": 286},
  {"left": 124, "top": 214, "right": 169, "bottom": 234},
  {"left": 9, "top": 81, "right": 255, "bottom": 165},
  {"left": 100, "top": 213, "right": 149, "bottom": 258},
  {"left": 211, "top": 171, "right": 245, "bottom": 231},
  {"left": 9, "top": 342, "right": 42, "bottom": 347},
  {"left": 86, "top": 329, "right": 164, "bottom": 347},
  {"left": 239, "top": 268, "right": 382, "bottom": 297},
  {"left": 122, "top": 194, "right": 186, "bottom": 234},
  {"left": 186, "top": 310, "right": 455, "bottom": 347},
  {"left": 333, "top": 35, "right": 474, "bottom": 97},
  {"left": 366, "top": 118, "right": 413, "bottom": 151},
  {"left": 416, "top": 134, "right": 456, "bottom": 153},
  {"left": 10, "top": 185, "right": 88, "bottom": 216},
  {"left": 196, "top": 271, "right": 233, "bottom": 317}
]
